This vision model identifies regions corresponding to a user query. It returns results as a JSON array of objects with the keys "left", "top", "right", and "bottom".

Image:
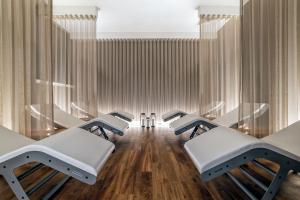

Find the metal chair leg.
[
  {"left": 99, "top": 127, "right": 109, "bottom": 140},
  {"left": 190, "top": 126, "right": 199, "bottom": 139},
  {"left": 2, "top": 170, "right": 29, "bottom": 200},
  {"left": 261, "top": 168, "right": 288, "bottom": 200}
]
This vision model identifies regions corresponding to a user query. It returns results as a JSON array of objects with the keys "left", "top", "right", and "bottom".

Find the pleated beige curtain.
[
  {"left": 53, "top": 15, "right": 98, "bottom": 117},
  {"left": 199, "top": 15, "right": 240, "bottom": 117},
  {"left": 97, "top": 39, "right": 201, "bottom": 119},
  {"left": 240, "top": 0, "right": 300, "bottom": 137},
  {"left": 0, "top": 0, "right": 53, "bottom": 138},
  {"left": 52, "top": 22, "right": 72, "bottom": 113}
]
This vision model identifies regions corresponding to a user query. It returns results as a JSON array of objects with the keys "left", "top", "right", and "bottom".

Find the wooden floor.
[{"left": 1, "top": 127, "right": 300, "bottom": 200}]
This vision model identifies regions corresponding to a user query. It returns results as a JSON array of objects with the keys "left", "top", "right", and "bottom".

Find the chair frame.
[
  {"left": 0, "top": 151, "right": 95, "bottom": 200},
  {"left": 200, "top": 147, "right": 300, "bottom": 200}
]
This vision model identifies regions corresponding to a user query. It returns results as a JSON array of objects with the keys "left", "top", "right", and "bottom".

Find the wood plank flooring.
[{"left": 0, "top": 127, "right": 300, "bottom": 200}]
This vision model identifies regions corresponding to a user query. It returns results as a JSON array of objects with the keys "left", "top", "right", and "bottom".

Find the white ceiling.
[
  {"left": 53, "top": 0, "right": 240, "bottom": 38},
  {"left": 53, "top": 0, "right": 240, "bottom": 7}
]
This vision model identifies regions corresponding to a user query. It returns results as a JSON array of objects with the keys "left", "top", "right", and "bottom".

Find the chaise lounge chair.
[
  {"left": 184, "top": 121, "right": 300, "bottom": 200},
  {"left": 170, "top": 103, "right": 268, "bottom": 139},
  {"left": 31, "top": 105, "right": 129, "bottom": 140},
  {"left": 71, "top": 103, "right": 135, "bottom": 122},
  {"left": 161, "top": 110, "right": 188, "bottom": 122},
  {"left": 108, "top": 111, "right": 134, "bottom": 122},
  {"left": 162, "top": 101, "right": 225, "bottom": 122},
  {"left": 0, "top": 126, "right": 115, "bottom": 200},
  {"left": 79, "top": 115, "right": 129, "bottom": 140}
]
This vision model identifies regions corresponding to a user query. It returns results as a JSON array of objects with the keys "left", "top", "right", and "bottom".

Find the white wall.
[{"left": 53, "top": 0, "right": 239, "bottom": 38}]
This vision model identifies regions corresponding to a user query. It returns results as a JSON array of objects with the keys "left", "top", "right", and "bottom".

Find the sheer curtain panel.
[
  {"left": 0, "top": 0, "right": 53, "bottom": 138},
  {"left": 199, "top": 15, "right": 241, "bottom": 117},
  {"left": 53, "top": 15, "right": 98, "bottom": 117},
  {"left": 97, "top": 39, "right": 201, "bottom": 119},
  {"left": 240, "top": 0, "right": 300, "bottom": 137}
]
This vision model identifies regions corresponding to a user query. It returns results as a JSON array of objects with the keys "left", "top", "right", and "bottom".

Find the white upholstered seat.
[
  {"left": 109, "top": 111, "right": 135, "bottom": 121},
  {"left": 161, "top": 110, "right": 187, "bottom": 121},
  {"left": 184, "top": 122, "right": 300, "bottom": 174},
  {"left": 0, "top": 126, "right": 115, "bottom": 176},
  {"left": 85, "top": 114, "right": 129, "bottom": 133},
  {"left": 184, "top": 127, "right": 263, "bottom": 173},
  {"left": 31, "top": 105, "right": 129, "bottom": 134},
  {"left": 53, "top": 106, "right": 86, "bottom": 128},
  {"left": 170, "top": 103, "right": 269, "bottom": 134},
  {"left": 170, "top": 114, "right": 206, "bottom": 132}
]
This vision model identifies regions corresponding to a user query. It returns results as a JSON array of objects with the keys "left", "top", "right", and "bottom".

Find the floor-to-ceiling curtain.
[
  {"left": 298, "top": 1, "right": 300, "bottom": 122},
  {"left": 240, "top": 0, "right": 300, "bottom": 137},
  {"left": 53, "top": 15, "right": 98, "bottom": 117},
  {"left": 199, "top": 15, "right": 240, "bottom": 117},
  {"left": 97, "top": 39, "right": 200, "bottom": 119},
  {"left": 52, "top": 22, "right": 72, "bottom": 113},
  {"left": 0, "top": 0, "right": 53, "bottom": 138}
]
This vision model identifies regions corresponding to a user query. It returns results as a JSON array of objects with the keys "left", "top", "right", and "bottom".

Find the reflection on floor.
[{"left": 0, "top": 127, "right": 300, "bottom": 200}]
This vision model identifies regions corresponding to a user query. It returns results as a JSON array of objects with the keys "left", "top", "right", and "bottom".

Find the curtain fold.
[
  {"left": 53, "top": 15, "right": 98, "bottom": 117},
  {"left": 52, "top": 22, "right": 71, "bottom": 113},
  {"left": 97, "top": 39, "right": 200, "bottom": 119},
  {"left": 199, "top": 15, "right": 241, "bottom": 118},
  {"left": 0, "top": 0, "right": 53, "bottom": 138},
  {"left": 240, "top": 0, "right": 300, "bottom": 137}
]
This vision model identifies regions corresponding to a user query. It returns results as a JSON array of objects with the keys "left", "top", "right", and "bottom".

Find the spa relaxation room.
[{"left": 0, "top": 0, "right": 300, "bottom": 199}]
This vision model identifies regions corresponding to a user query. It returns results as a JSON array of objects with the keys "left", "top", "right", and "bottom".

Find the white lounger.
[
  {"left": 185, "top": 122, "right": 300, "bottom": 200},
  {"left": 31, "top": 105, "right": 129, "bottom": 139},
  {"left": 0, "top": 126, "right": 115, "bottom": 200},
  {"left": 71, "top": 103, "right": 135, "bottom": 122},
  {"left": 79, "top": 114, "right": 129, "bottom": 139},
  {"left": 170, "top": 103, "right": 268, "bottom": 139},
  {"left": 108, "top": 111, "right": 134, "bottom": 122},
  {"left": 161, "top": 110, "right": 188, "bottom": 122},
  {"left": 52, "top": 106, "right": 128, "bottom": 133},
  {"left": 162, "top": 101, "right": 225, "bottom": 122}
]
